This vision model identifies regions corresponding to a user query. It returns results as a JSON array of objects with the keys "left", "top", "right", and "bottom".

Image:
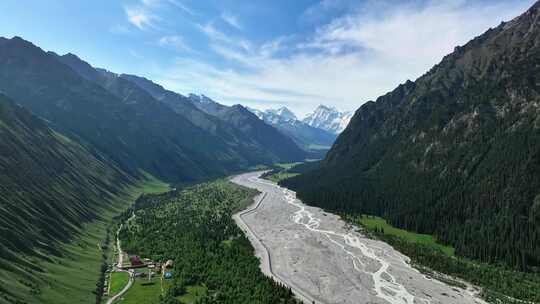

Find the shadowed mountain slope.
[
  {"left": 283, "top": 2, "right": 540, "bottom": 270},
  {"left": 0, "top": 93, "right": 132, "bottom": 281},
  {"left": 121, "top": 75, "right": 306, "bottom": 163},
  {"left": 0, "top": 37, "right": 249, "bottom": 183},
  {"left": 188, "top": 94, "right": 307, "bottom": 162}
]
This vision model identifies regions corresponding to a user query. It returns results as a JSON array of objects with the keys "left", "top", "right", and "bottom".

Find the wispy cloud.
[
  {"left": 299, "top": 0, "right": 355, "bottom": 24},
  {"left": 221, "top": 12, "right": 242, "bottom": 30},
  {"left": 125, "top": 0, "right": 191, "bottom": 31},
  {"left": 154, "top": 0, "right": 535, "bottom": 115},
  {"left": 158, "top": 35, "right": 192, "bottom": 52},
  {"left": 198, "top": 22, "right": 252, "bottom": 51},
  {"left": 168, "top": 0, "right": 196, "bottom": 16},
  {"left": 125, "top": 5, "right": 159, "bottom": 30}
]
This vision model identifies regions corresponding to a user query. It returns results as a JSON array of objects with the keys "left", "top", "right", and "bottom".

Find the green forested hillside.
[
  {"left": 118, "top": 180, "right": 299, "bottom": 304},
  {"left": 0, "top": 36, "right": 266, "bottom": 183},
  {"left": 0, "top": 94, "right": 135, "bottom": 303},
  {"left": 283, "top": 2, "right": 540, "bottom": 270},
  {"left": 0, "top": 94, "right": 131, "bottom": 259}
]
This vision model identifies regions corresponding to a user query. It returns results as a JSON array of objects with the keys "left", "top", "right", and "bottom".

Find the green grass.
[
  {"left": 275, "top": 162, "right": 302, "bottom": 169},
  {"left": 177, "top": 285, "right": 207, "bottom": 304},
  {"left": 265, "top": 172, "right": 300, "bottom": 183},
  {"left": 33, "top": 174, "right": 169, "bottom": 304},
  {"left": 139, "top": 171, "right": 171, "bottom": 194},
  {"left": 262, "top": 162, "right": 303, "bottom": 182},
  {"left": 247, "top": 164, "right": 269, "bottom": 170},
  {"left": 109, "top": 272, "right": 129, "bottom": 296},
  {"left": 306, "top": 144, "right": 332, "bottom": 150},
  {"left": 119, "top": 277, "right": 171, "bottom": 304},
  {"left": 355, "top": 215, "right": 455, "bottom": 256},
  {"left": 26, "top": 222, "right": 110, "bottom": 304}
]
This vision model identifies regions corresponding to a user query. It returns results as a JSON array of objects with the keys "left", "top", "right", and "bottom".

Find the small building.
[
  {"left": 129, "top": 255, "right": 144, "bottom": 267},
  {"left": 164, "top": 260, "right": 173, "bottom": 269}
]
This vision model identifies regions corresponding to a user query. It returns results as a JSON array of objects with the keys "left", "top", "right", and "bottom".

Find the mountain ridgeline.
[
  {"left": 119, "top": 75, "right": 306, "bottom": 164},
  {"left": 283, "top": 2, "right": 540, "bottom": 270},
  {"left": 0, "top": 37, "right": 305, "bottom": 184}
]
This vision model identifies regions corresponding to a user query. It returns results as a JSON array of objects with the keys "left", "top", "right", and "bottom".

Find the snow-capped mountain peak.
[
  {"left": 188, "top": 93, "right": 216, "bottom": 104},
  {"left": 267, "top": 106, "right": 297, "bottom": 121},
  {"left": 303, "top": 105, "right": 352, "bottom": 134},
  {"left": 246, "top": 107, "right": 265, "bottom": 120}
]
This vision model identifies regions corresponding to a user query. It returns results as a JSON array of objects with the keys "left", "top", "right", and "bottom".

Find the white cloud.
[
  {"left": 198, "top": 22, "right": 252, "bottom": 52},
  {"left": 125, "top": 5, "right": 159, "bottom": 30},
  {"left": 168, "top": 0, "right": 196, "bottom": 16},
  {"left": 125, "top": 0, "right": 191, "bottom": 31},
  {"left": 154, "top": 0, "right": 535, "bottom": 116},
  {"left": 221, "top": 12, "right": 242, "bottom": 30},
  {"left": 158, "top": 35, "right": 192, "bottom": 52}
]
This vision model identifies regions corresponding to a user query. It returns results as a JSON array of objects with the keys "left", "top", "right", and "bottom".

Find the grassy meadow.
[{"left": 355, "top": 215, "right": 455, "bottom": 256}]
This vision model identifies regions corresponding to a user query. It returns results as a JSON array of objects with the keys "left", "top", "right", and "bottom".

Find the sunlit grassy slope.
[{"left": 355, "top": 215, "right": 455, "bottom": 256}]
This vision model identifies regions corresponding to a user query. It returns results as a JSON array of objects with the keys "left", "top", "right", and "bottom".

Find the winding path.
[
  {"left": 106, "top": 225, "right": 134, "bottom": 304},
  {"left": 231, "top": 171, "right": 486, "bottom": 304},
  {"left": 106, "top": 270, "right": 134, "bottom": 304}
]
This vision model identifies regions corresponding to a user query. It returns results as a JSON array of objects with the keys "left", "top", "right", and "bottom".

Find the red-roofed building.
[{"left": 129, "top": 255, "right": 144, "bottom": 267}]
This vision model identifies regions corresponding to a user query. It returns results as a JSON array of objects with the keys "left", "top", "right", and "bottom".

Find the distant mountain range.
[
  {"left": 283, "top": 1, "right": 540, "bottom": 271},
  {"left": 246, "top": 105, "right": 353, "bottom": 155}
]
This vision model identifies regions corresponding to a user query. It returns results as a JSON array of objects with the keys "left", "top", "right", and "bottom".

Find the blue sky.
[{"left": 0, "top": 0, "right": 535, "bottom": 116}]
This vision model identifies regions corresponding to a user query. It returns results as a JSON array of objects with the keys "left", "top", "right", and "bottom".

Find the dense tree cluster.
[{"left": 119, "top": 180, "right": 300, "bottom": 304}]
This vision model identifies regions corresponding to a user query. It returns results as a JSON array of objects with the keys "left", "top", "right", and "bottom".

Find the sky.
[{"left": 0, "top": 0, "right": 535, "bottom": 116}]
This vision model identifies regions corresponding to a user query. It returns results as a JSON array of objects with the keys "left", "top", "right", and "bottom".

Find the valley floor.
[{"left": 231, "top": 172, "right": 487, "bottom": 304}]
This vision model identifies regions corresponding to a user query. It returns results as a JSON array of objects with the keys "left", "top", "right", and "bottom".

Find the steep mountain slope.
[
  {"left": 0, "top": 36, "right": 246, "bottom": 183},
  {"left": 303, "top": 105, "right": 353, "bottom": 134},
  {"left": 121, "top": 76, "right": 306, "bottom": 163},
  {"left": 187, "top": 94, "right": 306, "bottom": 162},
  {"left": 284, "top": 2, "right": 540, "bottom": 270},
  {"left": 248, "top": 106, "right": 337, "bottom": 151},
  {"left": 55, "top": 53, "right": 282, "bottom": 167},
  {"left": 0, "top": 94, "right": 132, "bottom": 301}
]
